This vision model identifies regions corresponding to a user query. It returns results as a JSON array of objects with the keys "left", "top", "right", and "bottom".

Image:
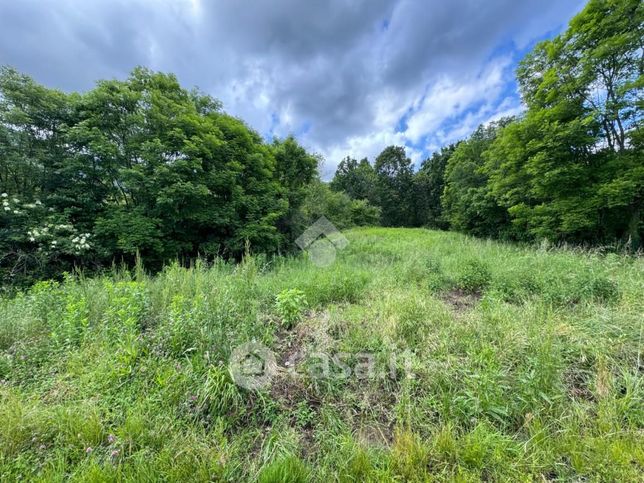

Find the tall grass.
[{"left": 0, "top": 228, "right": 642, "bottom": 481}]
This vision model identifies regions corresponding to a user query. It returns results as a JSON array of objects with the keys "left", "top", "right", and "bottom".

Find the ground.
[{"left": 0, "top": 228, "right": 642, "bottom": 481}]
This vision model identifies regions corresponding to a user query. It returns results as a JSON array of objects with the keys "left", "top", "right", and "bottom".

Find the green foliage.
[
  {"left": 258, "top": 456, "right": 310, "bottom": 483},
  {"left": 455, "top": 258, "right": 492, "bottom": 293},
  {"left": 412, "top": 145, "right": 457, "bottom": 228},
  {"left": 483, "top": 0, "right": 643, "bottom": 246},
  {"left": 442, "top": 120, "right": 514, "bottom": 238},
  {"left": 275, "top": 288, "right": 307, "bottom": 328},
  {"left": 295, "top": 180, "right": 380, "bottom": 231},
  {"left": 374, "top": 146, "right": 415, "bottom": 227},
  {"left": 0, "top": 66, "right": 317, "bottom": 286},
  {"left": 330, "top": 157, "right": 379, "bottom": 205}
]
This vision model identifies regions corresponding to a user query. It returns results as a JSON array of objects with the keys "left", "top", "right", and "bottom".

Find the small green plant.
[
  {"left": 294, "top": 401, "right": 316, "bottom": 428},
  {"left": 275, "top": 289, "right": 307, "bottom": 328},
  {"left": 455, "top": 259, "right": 492, "bottom": 293}
]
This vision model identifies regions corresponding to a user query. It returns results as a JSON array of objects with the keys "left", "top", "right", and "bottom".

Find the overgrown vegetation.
[{"left": 1, "top": 228, "right": 642, "bottom": 481}]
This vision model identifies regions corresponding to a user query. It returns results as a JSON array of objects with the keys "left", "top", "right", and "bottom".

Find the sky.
[{"left": 0, "top": 0, "right": 587, "bottom": 178}]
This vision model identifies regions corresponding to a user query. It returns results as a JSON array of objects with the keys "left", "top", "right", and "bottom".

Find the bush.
[
  {"left": 275, "top": 289, "right": 307, "bottom": 328},
  {"left": 455, "top": 259, "right": 492, "bottom": 293}
]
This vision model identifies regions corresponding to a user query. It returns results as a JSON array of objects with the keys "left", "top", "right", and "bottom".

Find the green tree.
[
  {"left": 486, "top": 0, "right": 643, "bottom": 246},
  {"left": 442, "top": 121, "right": 512, "bottom": 238},
  {"left": 413, "top": 144, "right": 457, "bottom": 228},
  {"left": 374, "top": 146, "right": 415, "bottom": 226},
  {"left": 0, "top": 66, "right": 321, "bottom": 285},
  {"left": 330, "top": 157, "right": 378, "bottom": 205},
  {"left": 272, "top": 136, "right": 319, "bottom": 247}
]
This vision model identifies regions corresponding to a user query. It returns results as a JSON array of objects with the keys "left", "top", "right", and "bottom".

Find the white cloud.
[{"left": 0, "top": 0, "right": 586, "bottom": 179}]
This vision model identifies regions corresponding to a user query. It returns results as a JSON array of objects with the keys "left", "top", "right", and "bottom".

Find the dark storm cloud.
[{"left": 0, "top": 0, "right": 586, "bottom": 171}]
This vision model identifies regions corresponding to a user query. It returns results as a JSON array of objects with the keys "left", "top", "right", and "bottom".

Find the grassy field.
[{"left": 1, "top": 227, "right": 642, "bottom": 481}]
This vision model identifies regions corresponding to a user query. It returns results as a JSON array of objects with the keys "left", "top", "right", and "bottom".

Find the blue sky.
[{"left": 0, "top": 0, "right": 587, "bottom": 178}]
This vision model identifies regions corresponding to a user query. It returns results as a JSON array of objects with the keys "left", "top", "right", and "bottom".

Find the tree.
[
  {"left": 272, "top": 136, "right": 319, "bottom": 247},
  {"left": 0, "top": 66, "right": 321, "bottom": 285},
  {"left": 330, "top": 157, "right": 378, "bottom": 204},
  {"left": 374, "top": 146, "right": 415, "bottom": 226},
  {"left": 413, "top": 144, "right": 457, "bottom": 228},
  {"left": 442, "top": 121, "right": 512, "bottom": 238},
  {"left": 295, "top": 180, "right": 380, "bottom": 230},
  {"left": 486, "top": 0, "right": 643, "bottom": 246}
]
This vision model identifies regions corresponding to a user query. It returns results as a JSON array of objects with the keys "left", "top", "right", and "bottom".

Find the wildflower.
[
  {"left": 35, "top": 200, "right": 42, "bottom": 205},
  {"left": 107, "top": 434, "right": 116, "bottom": 444},
  {"left": 12, "top": 198, "right": 19, "bottom": 203},
  {"left": 2, "top": 201, "right": 8, "bottom": 207},
  {"left": 0, "top": 193, "right": 7, "bottom": 198},
  {"left": 51, "top": 240, "right": 57, "bottom": 246},
  {"left": 110, "top": 449, "right": 120, "bottom": 459},
  {"left": 3, "top": 206, "right": 10, "bottom": 212},
  {"left": 85, "top": 447, "right": 93, "bottom": 454},
  {"left": 29, "top": 237, "right": 36, "bottom": 242}
]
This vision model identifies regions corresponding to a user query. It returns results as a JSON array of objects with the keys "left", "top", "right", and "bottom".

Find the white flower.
[
  {"left": 3, "top": 207, "right": 10, "bottom": 212},
  {"left": 72, "top": 236, "right": 79, "bottom": 243},
  {"left": 1, "top": 193, "right": 7, "bottom": 198},
  {"left": 29, "top": 237, "right": 35, "bottom": 242},
  {"left": 35, "top": 200, "right": 42, "bottom": 205},
  {"left": 51, "top": 240, "right": 57, "bottom": 246},
  {"left": 12, "top": 198, "right": 19, "bottom": 203},
  {"left": 2, "top": 201, "right": 8, "bottom": 207}
]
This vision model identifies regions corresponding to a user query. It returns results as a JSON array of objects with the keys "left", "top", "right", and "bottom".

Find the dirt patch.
[
  {"left": 441, "top": 288, "right": 481, "bottom": 312},
  {"left": 270, "top": 311, "right": 335, "bottom": 411},
  {"left": 564, "top": 368, "right": 595, "bottom": 402}
]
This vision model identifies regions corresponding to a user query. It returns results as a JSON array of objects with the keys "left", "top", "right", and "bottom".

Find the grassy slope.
[{"left": 0, "top": 227, "right": 642, "bottom": 481}]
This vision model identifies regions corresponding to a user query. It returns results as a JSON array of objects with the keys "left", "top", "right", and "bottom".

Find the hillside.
[{"left": 1, "top": 228, "right": 642, "bottom": 481}]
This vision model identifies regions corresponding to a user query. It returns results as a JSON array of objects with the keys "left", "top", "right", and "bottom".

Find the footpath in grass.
[{"left": 0, "top": 228, "right": 642, "bottom": 481}]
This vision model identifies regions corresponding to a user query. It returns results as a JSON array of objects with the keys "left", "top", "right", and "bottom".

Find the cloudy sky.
[{"left": 0, "top": 0, "right": 586, "bottom": 177}]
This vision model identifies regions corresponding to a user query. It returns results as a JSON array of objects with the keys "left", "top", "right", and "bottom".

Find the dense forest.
[{"left": 1, "top": 0, "right": 642, "bottom": 288}]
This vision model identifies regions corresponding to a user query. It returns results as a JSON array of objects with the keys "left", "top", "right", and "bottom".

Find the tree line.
[
  {"left": 331, "top": 0, "right": 642, "bottom": 248},
  {"left": 0, "top": 67, "right": 314, "bottom": 286}
]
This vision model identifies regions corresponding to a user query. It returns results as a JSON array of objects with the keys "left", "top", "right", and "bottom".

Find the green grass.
[{"left": 1, "top": 227, "right": 642, "bottom": 481}]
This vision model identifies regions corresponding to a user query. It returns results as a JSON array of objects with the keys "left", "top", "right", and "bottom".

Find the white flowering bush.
[{"left": 1, "top": 193, "right": 94, "bottom": 287}]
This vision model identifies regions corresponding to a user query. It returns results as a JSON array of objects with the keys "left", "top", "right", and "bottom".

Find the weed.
[
  {"left": 455, "top": 259, "right": 492, "bottom": 293},
  {"left": 275, "top": 289, "right": 307, "bottom": 329}
]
